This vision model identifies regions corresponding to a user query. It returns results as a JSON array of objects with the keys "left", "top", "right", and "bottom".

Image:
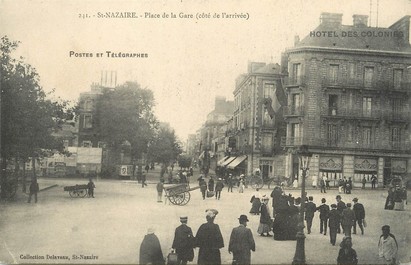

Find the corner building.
[{"left": 282, "top": 13, "right": 411, "bottom": 187}]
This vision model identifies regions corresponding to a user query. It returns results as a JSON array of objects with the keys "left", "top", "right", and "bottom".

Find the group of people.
[
  {"left": 139, "top": 209, "right": 255, "bottom": 265},
  {"left": 384, "top": 185, "right": 407, "bottom": 211}
]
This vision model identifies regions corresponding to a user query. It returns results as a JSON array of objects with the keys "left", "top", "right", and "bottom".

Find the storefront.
[
  {"left": 319, "top": 156, "right": 343, "bottom": 187},
  {"left": 354, "top": 157, "right": 378, "bottom": 183},
  {"left": 259, "top": 159, "right": 273, "bottom": 181}
]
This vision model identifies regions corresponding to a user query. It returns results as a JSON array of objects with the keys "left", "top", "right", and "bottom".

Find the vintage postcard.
[{"left": 1, "top": 0, "right": 410, "bottom": 264}]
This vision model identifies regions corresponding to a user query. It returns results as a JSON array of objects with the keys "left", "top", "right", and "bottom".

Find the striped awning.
[
  {"left": 220, "top": 156, "right": 237, "bottom": 167},
  {"left": 227, "top": 155, "right": 247, "bottom": 169},
  {"left": 217, "top": 156, "right": 229, "bottom": 166}
]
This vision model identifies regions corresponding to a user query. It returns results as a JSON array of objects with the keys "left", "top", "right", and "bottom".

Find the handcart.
[
  {"left": 163, "top": 183, "right": 200, "bottom": 205},
  {"left": 63, "top": 184, "right": 88, "bottom": 198}
]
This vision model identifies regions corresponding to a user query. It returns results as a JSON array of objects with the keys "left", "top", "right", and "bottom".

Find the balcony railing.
[
  {"left": 321, "top": 78, "right": 411, "bottom": 93},
  {"left": 381, "top": 110, "right": 410, "bottom": 122},
  {"left": 283, "top": 106, "right": 305, "bottom": 116},
  {"left": 284, "top": 75, "right": 307, "bottom": 87},
  {"left": 281, "top": 136, "right": 411, "bottom": 151},
  {"left": 321, "top": 108, "right": 381, "bottom": 119}
]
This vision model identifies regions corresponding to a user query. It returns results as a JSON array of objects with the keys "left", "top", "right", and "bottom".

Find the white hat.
[{"left": 147, "top": 227, "right": 155, "bottom": 234}]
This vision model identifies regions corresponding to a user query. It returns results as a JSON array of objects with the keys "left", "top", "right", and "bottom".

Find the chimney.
[
  {"left": 320, "top": 12, "right": 343, "bottom": 27},
  {"left": 353, "top": 14, "right": 368, "bottom": 27},
  {"left": 389, "top": 15, "right": 410, "bottom": 45}
]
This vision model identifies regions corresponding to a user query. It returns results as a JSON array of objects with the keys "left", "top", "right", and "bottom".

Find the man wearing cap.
[
  {"left": 195, "top": 209, "right": 224, "bottom": 264},
  {"left": 229, "top": 214, "right": 255, "bottom": 265},
  {"left": 341, "top": 203, "right": 356, "bottom": 237},
  {"left": 172, "top": 217, "right": 195, "bottom": 265},
  {"left": 328, "top": 204, "right": 340, "bottom": 246},
  {"left": 378, "top": 225, "right": 398, "bottom": 265},
  {"left": 352, "top": 198, "right": 365, "bottom": 235}
]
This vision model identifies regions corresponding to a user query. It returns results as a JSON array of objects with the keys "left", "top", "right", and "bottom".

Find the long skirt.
[
  {"left": 257, "top": 223, "right": 271, "bottom": 234},
  {"left": 250, "top": 198, "right": 261, "bottom": 214}
]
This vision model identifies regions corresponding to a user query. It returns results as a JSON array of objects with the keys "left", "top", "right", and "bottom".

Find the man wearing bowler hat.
[
  {"left": 228, "top": 214, "right": 256, "bottom": 265},
  {"left": 172, "top": 216, "right": 195, "bottom": 265}
]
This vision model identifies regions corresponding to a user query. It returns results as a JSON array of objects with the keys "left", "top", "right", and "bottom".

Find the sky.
[{"left": 1, "top": 0, "right": 410, "bottom": 142}]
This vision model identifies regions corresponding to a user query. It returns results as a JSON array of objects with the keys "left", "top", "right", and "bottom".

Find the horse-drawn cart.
[
  {"left": 64, "top": 184, "right": 88, "bottom": 198},
  {"left": 163, "top": 183, "right": 200, "bottom": 205}
]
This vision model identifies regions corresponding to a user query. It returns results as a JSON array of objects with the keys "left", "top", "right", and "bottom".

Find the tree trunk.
[
  {"left": 31, "top": 156, "right": 37, "bottom": 182},
  {"left": 22, "top": 161, "right": 27, "bottom": 193}
]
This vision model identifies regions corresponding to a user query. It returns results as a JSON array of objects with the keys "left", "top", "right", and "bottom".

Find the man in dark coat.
[
  {"left": 341, "top": 203, "right": 356, "bottom": 237},
  {"left": 304, "top": 196, "right": 317, "bottom": 234},
  {"left": 229, "top": 215, "right": 255, "bottom": 265},
  {"left": 215, "top": 178, "right": 224, "bottom": 200},
  {"left": 316, "top": 198, "right": 330, "bottom": 235},
  {"left": 328, "top": 204, "right": 340, "bottom": 246},
  {"left": 195, "top": 209, "right": 224, "bottom": 265},
  {"left": 270, "top": 186, "right": 283, "bottom": 217},
  {"left": 87, "top": 178, "right": 95, "bottom": 198},
  {"left": 172, "top": 216, "right": 195, "bottom": 265},
  {"left": 198, "top": 177, "right": 207, "bottom": 200},
  {"left": 337, "top": 236, "right": 358, "bottom": 265},
  {"left": 208, "top": 177, "right": 215, "bottom": 192},
  {"left": 27, "top": 179, "right": 39, "bottom": 203},
  {"left": 139, "top": 228, "right": 165, "bottom": 265},
  {"left": 352, "top": 198, "right": 365, "bottom": 235},
  {"left": 336, "top": 195, "right": 346, "bottom": 233}
]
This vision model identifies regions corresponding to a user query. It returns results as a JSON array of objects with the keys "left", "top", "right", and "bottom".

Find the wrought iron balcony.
[
  {"left": 283, "top": 106, "right": 305, "bottom": 116},
  {"left": 381, "top": 110, "right": 410, "bottom": 122},
  {"left": 284, "top": 75, "right": 307, "bottom": 87}
]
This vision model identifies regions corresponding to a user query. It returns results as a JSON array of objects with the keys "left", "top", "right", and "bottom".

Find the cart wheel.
[
  {"left": 173, "top": 193, "right": 186, "bottom": 205},
  {"left": 168, "top": 191, "right": 178, "bottom": 205},
  {"left": 250, "top": 177, "right": 264, "bottom": 189},
  {"left": 180, "top": 192, "right": 190, "bottom": 206},
  {"left": 69, "top": 190, "right": 77, "bottom": 198},
  {"left": 79, "top": 189, "right": 88, "bottom": 198}
]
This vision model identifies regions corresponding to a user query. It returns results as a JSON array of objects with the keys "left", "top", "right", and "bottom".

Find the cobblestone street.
[{"left": 1, "top": 175, "right": 410, "bottom": 264}]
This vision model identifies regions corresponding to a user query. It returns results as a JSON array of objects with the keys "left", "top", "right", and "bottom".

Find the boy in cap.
[
  {"left": 229, "top": 214, "right": 255, "bottom": 265},
  {"left": 172, "top": 216, "right": 195, "bottom": 265}
]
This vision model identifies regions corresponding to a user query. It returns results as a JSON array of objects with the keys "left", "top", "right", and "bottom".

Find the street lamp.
[{"left": 292, "top": 145, "right": 312, "bottom": 265}]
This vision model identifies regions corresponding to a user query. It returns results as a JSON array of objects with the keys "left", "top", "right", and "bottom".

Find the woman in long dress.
[
  {"left": 249, "top": 188, "right": 262, "bottom": 215},
  {"left": 257, "top": 196, "right": 272, "bottom": 236}
]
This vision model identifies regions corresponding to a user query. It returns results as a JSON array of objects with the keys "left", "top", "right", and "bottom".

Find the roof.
[{"left": 295, "top": 16, "right": 411, "bottom": 53}]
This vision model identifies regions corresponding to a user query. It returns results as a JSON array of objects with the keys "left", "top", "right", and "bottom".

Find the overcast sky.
[{"left": 1, "top": 0, "right": 410, "bottom": 141}]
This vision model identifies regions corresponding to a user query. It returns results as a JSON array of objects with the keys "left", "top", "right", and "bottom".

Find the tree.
[
  {"left": 147, "top": 126, "right": 182, "bottom": 177},
  {"left": 177, "top": 155, "right": 191, "bottom": 170},
  {"left": 1, "top": 36, "right": 71, "bottom": 196},
  {"left": 95, "top": 82, "right": 157, "bottom": 173}
]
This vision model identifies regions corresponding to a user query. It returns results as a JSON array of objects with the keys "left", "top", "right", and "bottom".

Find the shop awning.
[
  {"left": 227, "top": 155, "right": 247, "bottom": 169},
  {"left": 220, "top": 156, "right": 237, "bottom": 167},
  {"left": 217, "top": 156, "right": 229, "bottom": 166}
]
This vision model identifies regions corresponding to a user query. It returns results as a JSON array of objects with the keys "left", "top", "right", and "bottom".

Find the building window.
[
  {"left": 84, "top": 99, "right": 93, "bottom": 111},
  {"left": 391, "top": 98, "right": 403, "bottom": 118},
  {"left": 363, "top": 66, "right": 374, "bottom": 87},
  {"left": 393, "top": 69, "right": 403, "bottom": 90},
  {"left": 82, "top": 141, "right": 92, "bottom": 148},
  {"left": 362, "top": 97, "right": 372, "bottom": 117},
  {"left": 327, "top": 124, "right": 338, "bottom": 146},
  {"left": 291, "top": 123, "right": 300, "bottom": 145},
  {"left": 261, "top": 133, "right": 273, "bottom": 153},
  {"left": 291, "top": 93, "right": 301, "bottom": 114},
  {"left": 347, "top": 123, "right": 354, "bottom": 142},
  {"left": 328, "top": 95, "right": 338, "bottom": 115},
  {"left": 348, "top": 62, "right": 355, "bottom": 79},
  {"left": 362, "top": 127, "right": 372, "bottom": 146},
  {"left": 329, "top": 64, "right": 339, "bottom": 83},
  {"left": 264, "top": 84, "right": 275, "bottom": 98},
  {"left": 83, "top": 114, "right": 92, "bottom": 128},
  {"left": 391, "top": 127, "right": 401, "bottom": 149},
  {"left": 292, "top": 63, "right": 301, "bottom": 83}
]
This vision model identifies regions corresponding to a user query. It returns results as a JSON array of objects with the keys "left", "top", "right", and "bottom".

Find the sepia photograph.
[{"left": 1, "top": 0, "right": 410, "bottom": 264}]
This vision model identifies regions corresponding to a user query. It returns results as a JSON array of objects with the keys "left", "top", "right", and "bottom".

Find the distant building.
[{"left": 282, "top": 13, "right": 411, "bottom": 187}]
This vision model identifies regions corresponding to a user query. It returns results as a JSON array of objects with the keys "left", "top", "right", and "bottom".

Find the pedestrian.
[
  {"left": 378, "top": 225, "right": 398, "bottom": 265},
  {"left": 336, "top": 195, "right": 346, "bottom": 233},
  {"left": 385, "top": 187, "right": 395, "bottom": 210},
  {"left": 257, "top": 196, "right": 272, "bottom": 237},
  {"left": 320, "top": 177, "right": 326, "bottom": 193},
  {"left": 145, "top": 164, "right": 150, "bottom": 173},
  {"left": 325, "top": 176, "right": 331, "bottom": 190},
  {"left": 139, "top": 227, "right": 165, "bottom": 265},
  {"left": 249, "top": 189, "right": 261, "bottom": 215},
  {"left": 316, "top": 198, "right": 330, "bottom": 235},
  {"left": 371, "top": 174, "right": 377, "bottom": 189},
  {"left": 215, "top": 178, "right": 224, "bottom": 200},
  {"left": 199, "top": 177, "right": 207, "bottom": 200},
  {"left": 195, "top": 209, "right": 224, "bottom": 265},
  {"left": 228, "top": 214, "right": 256, "bottom": 265},
  {"left": 338, "top": 178, "right": 345, "bottom": 193},
  {"left": 328, "top": 204, "right": 340, "bottom": 246},
  {"left": 337, "top": 236, "right": 358, "bottom": 265},
  {"left": 270, "top": 186, "right": 283, "bottom": 217},
  {"left": 156, "top": 180, "right": 164, "bottom": 203},
  {"left": 361, "top": 177, "right": 366, "bottom": 189},
  {"left": 141, "top": 174, "right": 147, "bottom": 187},
  {"left": 312, "top": 175, "right": 318, "bottom": 189},
  {"left": 238, "top": 174, "right": 245, "bottom": 193},
  {"left": 341, "top": 203, "right": 356, "bottom": 237},
  {"left": 27, "top": 179, "right": 39, "bottom": 203},
  {"left": 172, "top": 216, "right": 195, "bottom": 265},
  {"left": 304, "top": 196, "right": 316, "bottom": 234},
  {"left": 87, "top": 178, "right": 96, "bottom": 198},
  {"left": 345, "top": 177, "right": 353, "bottom": 194},
  {"left": 393, "top": 185, "right": 405, "bottom": 211},
  {"left": 227, "top": 174, "right": 234, "bottom": 192},
  {"left": 208, "top": 177, "right": 215, "bottom": 192},
  {"left": 352, "top": 198, "right": 365, "bottom": 235},
  {"left": 342, "top": 177, "right": 348, "bottom": 194}
]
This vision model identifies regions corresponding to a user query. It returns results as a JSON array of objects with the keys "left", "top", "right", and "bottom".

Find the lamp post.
[{"left": 292, "top": 145, "right": 312, "bottom": 265}]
